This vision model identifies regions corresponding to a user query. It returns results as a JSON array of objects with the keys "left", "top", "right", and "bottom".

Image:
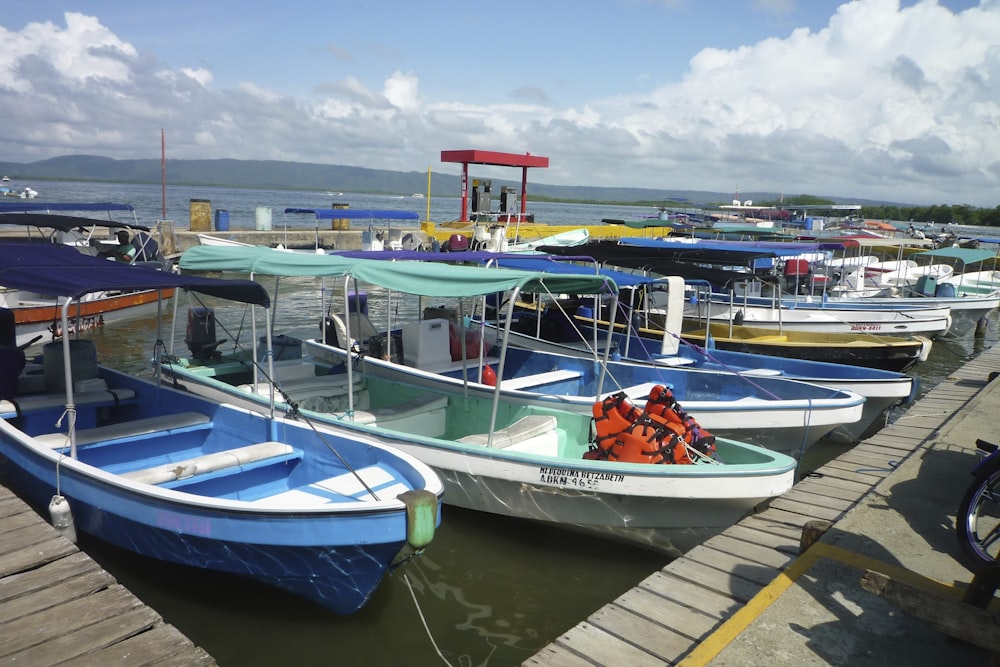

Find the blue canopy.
[
  {"left": 0, "top": 244, "right": 270, "bottom": 307},
  {"left": 284, "top": 208, "right": 419, "bottom": 220}
]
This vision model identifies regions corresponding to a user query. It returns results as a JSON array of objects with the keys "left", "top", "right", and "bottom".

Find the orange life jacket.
[
  {"left": 644, "top": 384, "right": 717, "bottom": 458},
  {"left": 588, "top": 390, "right": 706, "bottom": 464}
]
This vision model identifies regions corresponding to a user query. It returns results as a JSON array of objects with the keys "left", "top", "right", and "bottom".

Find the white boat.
[
  {"left": 506, "top": 228, "right": 590, "bottom": 252},
  {"left": 0, "top": 243, "right": 443, "bottom": 615},
  {"left": 196, "top": 233, "right": 251, "bottom": 247},
  {"left": 477, "top": 269, "right": 915, "bottom": 445},
  {"left": 0, "top": 202, "right": 174, "bottom": 347},
  {"left": 165, "top": 245, "right": 800, "bottom": 554}
]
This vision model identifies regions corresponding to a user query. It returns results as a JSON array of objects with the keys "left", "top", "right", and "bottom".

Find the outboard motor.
[
  {"left": 186, "top": 307, "right": 225, "bottom": 360},
  {"left": 0, "top": 308, "right": 24, "bottom": 400}
]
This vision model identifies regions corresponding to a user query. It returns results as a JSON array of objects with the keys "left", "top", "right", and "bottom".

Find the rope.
[{"left": 403, "top": 572, "right": 454, "bottom": 667}]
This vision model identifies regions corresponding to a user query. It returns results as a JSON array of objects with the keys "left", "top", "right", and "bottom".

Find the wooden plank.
[
  {"left": 660, "top": 558, "right": 765, "bottom": 603},
  {"left": 700, "top": 534, "right": 797, "bottom": 570},
  {"left": 723, "top": 524, "right": 800, "bottom": 555},
  {"left": 613, "top": 588, "right": 719, "bottom": 640},
  {"left": 0, "top": 535, "right": 78, "bottom": 577},
  {"left": 739, "top": 514, "right": 808, "bottom": 542},
  {"left": 589, "top": 603, "right": 694, "bottom": 663},
  {"left": 675, "top": 545, "right": 781, "bottom": 587},
  {"left": 814, "top": 459, "right": 886, "bottom": 484},
  {"left": 751, "top": 507, "right": 816, "bottom": 531},
  {"left": 637, "top": 571, "right": 742, "bottom": 619},
  {"left": 545, "top": 621, "right": 666, "bottom": 667},
  {"left": 766, "top": 496, "right": 845, "bottom": 522},
  {"left": 0, "top": 584, "right": 147, "bottom": 659},
  {"left": 0, "top": 568, "right": 117, "bottom": 624},
  {"left": 776, "top": 488, "right": 856, "bottom": 512},
  {"left": 523, "top": 644, "right": 596, "bottom": 667},
  {"left": 852, "top": 440, "right": 913, "bottom": 456},
  {"left": 835, "top": 449, "right": 902, "bottom": 469},
  {"left": 5, "top": 604, "right": 162, "bottom": 665},
  {"left": 860, "top": 570, "right": 1000, "bottom": 653},
  {"left": 795, "top": 474, "right": 873, "bottom": 498},
  {"left": 60, "top": 624, "right": 215, "bottom": 667},
  {"left": 0, "top": 551, "right": 98, "bottom": 604}
]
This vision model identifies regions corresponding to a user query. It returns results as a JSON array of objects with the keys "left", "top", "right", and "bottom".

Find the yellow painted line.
[{"left": 676, "top": 542, "right": 964, "bottom": 666}]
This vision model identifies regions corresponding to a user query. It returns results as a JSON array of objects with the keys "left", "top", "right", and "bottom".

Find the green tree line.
[{"left": 752, "top": 196, "right": 1000, "bottom": 227}]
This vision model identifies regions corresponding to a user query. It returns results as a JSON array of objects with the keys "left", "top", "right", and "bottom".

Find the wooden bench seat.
[
  {"left": 500, "top": 369, "right": 583, "bottom": 391},
  {"left": 35, "top": 411, "right": 211, "bottom": 449},
  {"left": 121, "top": 441, "right": 298, "bottom": 486}
]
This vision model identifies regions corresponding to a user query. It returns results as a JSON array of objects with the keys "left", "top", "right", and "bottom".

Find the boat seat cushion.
[
  {"left": 36, "top": 411, "right": 211, "bottom": 448},
  {"left": 121, "top": 441, "right": 296, "bottom": 485},
  {"left": 458, "top": 414, "right": 559, "bottom": 450}
]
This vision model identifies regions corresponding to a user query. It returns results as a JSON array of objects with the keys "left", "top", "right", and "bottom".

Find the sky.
[{"left": 1, "top": 0, "right": 998, "bottom": 207}]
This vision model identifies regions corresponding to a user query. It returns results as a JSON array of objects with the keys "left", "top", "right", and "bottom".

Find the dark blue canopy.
[
  {"left": 0, "top": 244, "right": 270, "bottom": 307},
  {"left": 0, "top": 212, "right": 149, "bottom": 232},
  {"left": 0, "top": 201, "right": 135, "bottom": 213}
]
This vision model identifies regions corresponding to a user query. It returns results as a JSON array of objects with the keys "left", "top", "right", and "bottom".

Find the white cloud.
[{"left": 1, "top": 2, "right": 999, "bottom": 206}]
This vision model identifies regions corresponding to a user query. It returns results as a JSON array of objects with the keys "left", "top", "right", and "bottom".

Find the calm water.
[{"left": 15, "top": 182, "right": 1000, "bottom": 666}]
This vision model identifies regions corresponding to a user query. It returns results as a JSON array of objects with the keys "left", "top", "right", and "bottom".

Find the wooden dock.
[
  {"left": 0, "top": 485, "right": 215, "bottom": 665},
  {"left": 526, "top": 344, "right": 1000, "bottom": 666}
]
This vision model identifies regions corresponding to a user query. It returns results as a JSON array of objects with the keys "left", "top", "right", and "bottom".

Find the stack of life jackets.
[{"left": 587, "top": 384, "right": 717, "bottom": 464}]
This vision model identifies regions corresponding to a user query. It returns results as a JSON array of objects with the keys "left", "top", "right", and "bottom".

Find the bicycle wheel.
[{"left": 957, "top": 463, "right": 1000, "bottom": 566}]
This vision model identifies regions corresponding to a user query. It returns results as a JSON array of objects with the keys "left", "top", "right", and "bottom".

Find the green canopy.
[
  {"left": 914, "top": 246, "right": 996, "bottom": 265},
  {"left": 179, "top": 245, "right": 617, "bottom": 298}
]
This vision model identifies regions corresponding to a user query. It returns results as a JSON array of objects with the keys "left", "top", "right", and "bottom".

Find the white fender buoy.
[{"left": 49, "top": 495, "right": 77, "bottom": 543}]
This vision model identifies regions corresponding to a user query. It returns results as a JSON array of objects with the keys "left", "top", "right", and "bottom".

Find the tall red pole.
[
  {"left": 460, "top": 163, "right": 469, "bottom": 222},
  {"left": 160, "top": 129, "right": 166, "bottom": 218}
]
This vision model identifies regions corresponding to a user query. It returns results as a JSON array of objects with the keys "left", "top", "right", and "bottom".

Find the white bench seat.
[
  {"left": 36, "top": 411, "right": 211, "bottom": 448},
  {"left": 259, "top": 464, "right": 410, "bottom": 506},
  {"left": 500, "top": 369, "right": 583, "bottom": 391},
  {"left": 458, "top": 414, "right": 559, "bottom": 452},
  {"left": 121, "top": 441, "right": 297, "bottom": 486}
]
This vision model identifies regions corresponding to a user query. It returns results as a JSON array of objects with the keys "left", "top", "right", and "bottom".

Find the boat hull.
[
  {"left": 305, "top": 339, "right": 863, "bottom": 457},
  {"left": 0, "top": 367, "right": 442, "bottom": 614},
  {"left": 160, "top": 359, "right": 797, "bottom": 555},
  {"left": 3, "top": 288, "right": 173, "bottom": 348}
]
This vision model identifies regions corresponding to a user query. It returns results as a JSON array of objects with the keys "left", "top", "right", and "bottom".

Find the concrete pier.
[{"left": 528, "top": 344, "right": 1000, "bottom": 666}]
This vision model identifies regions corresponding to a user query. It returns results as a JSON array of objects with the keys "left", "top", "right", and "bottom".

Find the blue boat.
[{"left": 0, "top": 244, "right": 442, "bottom": 615}]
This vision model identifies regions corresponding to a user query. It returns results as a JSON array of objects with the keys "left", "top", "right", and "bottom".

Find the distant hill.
[{"left": 0, "top": 154, "right": 891, "bottom": 207}]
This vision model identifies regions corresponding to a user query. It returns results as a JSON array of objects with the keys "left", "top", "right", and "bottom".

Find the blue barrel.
[{"left": 214, "top": 209, "right": 230, "bottom": 231}]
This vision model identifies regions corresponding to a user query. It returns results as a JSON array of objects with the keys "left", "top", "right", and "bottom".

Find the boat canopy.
[
  {"left": 0, "top": 244, "right": 270, "bottom": 306},
  {"left": 913, "top": 246, "right": 996, "bottom": 265},
  {"left": 179, "top": 245, "right": 617, "bottom": 298},
  {"left": 0, "top": 212, "right": 150, "bottom": 232},
  {"left": 284, "top": 208, "right": 419, "bottom": 220},
  {"left": 0, "top": 201, "right": 135, "bottom": 213}
]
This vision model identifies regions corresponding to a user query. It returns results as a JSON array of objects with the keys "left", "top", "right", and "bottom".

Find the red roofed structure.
[{"left": 440, "top": 150, "right": 549, "bottom": 222}]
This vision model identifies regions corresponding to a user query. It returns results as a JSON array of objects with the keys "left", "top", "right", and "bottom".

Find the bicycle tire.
[{"left": 957, "top": 462, "right": 1000, "bottom": 566}]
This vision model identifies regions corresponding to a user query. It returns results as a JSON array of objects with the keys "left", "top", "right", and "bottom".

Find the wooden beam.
[{"left": 859, "top": 569, "right": 1000, "bottom": 655}]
